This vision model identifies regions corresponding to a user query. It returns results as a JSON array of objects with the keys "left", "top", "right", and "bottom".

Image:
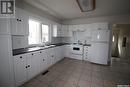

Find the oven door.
[{"left": 71, "top": 45, "right": 83, "bottom": 55}]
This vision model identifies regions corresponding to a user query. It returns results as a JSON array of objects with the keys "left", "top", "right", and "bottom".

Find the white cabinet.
[
  {"left": 83, "top": 24, "right": 92, "bottom": 37},
  {"left": 91, "top": 22, "right": 109, "bottom": 30},
  {"left": 53, "top": 24, "right": 72, "bottom": 37},
  {"left": 61, "top": 25, "right": 72, "bottom": 37},
  {"left": 52, "top": 23, "right": 62, "bottom": 37},
  {"left": 83, "top": 46, "right": 91, "bottom": 61},
  {"left": 11, "top": 8, "right": 29, "bottom": 35},
  {"left": 39, "top": 50, "right": 48, "bottom": 73},
  {"left": 54, "top": 46, "right": 63, "bottom": 62},
  {"left": 64, "top": 45, "right": 71, "bottom": 58},
  {"left": 0, "top": 35, "right": 14, "bottom": 87},
  {"left": 13, "top": 54, "right": 27, "bottom": 87},
  {"left": 0, "top": 19, "right": 10, "bottom": 35},
  {"left": 26, "top": 52, "right": 39, "bottom": 80},
  {"left": 71, "top": 25, "right": 85, "bottom": 32},
  {"left": 13, "top": 46, "right": 65, "bottom": 87},
  {"left": 45, "top": 48, "right": 55, "bottom": 67},
  {"left": 14, "top": 51, "right": 40, "bottom": 86}
]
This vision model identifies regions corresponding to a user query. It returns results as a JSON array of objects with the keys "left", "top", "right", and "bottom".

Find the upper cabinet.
[
  {"left": 71, "top": 25, "right": 85, "bottom": 32},
  {"left": 10, "top": 8, "right": 29, "bottom": 35},
  {"left": 52, "top": 23, "right": 72, "bottom": 37},
  {"left": 52, "top": 22, "right": 62, "bottom": 37},
  {"left": 61, "top": 25, "right": 72, "bottom": 37},
  {"left": 0, "top": 19, "right": 11, "bottom": 35},
  {"left": 83, "top": 24, "right": 92, "bottom": 37},
  {"left": 91, "top": 22, "right": 109, "bottom": 30}
]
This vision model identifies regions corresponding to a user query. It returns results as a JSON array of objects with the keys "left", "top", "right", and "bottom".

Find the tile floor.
[{"left": 21, "top": 58, "right": 130, "bottom": 87}]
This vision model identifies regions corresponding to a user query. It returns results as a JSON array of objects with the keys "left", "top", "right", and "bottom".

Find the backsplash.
[
  {"left": 62, "top": 31, "right": 92, "bottom": 44},
  {"left": 12, "top": 36, "right": 63, "bottom": 49}
]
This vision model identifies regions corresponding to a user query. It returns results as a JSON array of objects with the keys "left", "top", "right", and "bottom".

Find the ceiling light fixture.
[{"left": 76, "top": 0, "right": 95, "bottom": 12}]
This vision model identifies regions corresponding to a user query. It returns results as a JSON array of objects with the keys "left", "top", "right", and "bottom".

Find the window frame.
[
  {"left": 41, "top": 23, "right": 50, "bottom": 43},
  {"left": 28, "top": 18, "right": 51, "bottom": 46}
]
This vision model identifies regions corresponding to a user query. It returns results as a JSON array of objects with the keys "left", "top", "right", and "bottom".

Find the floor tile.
[{"left": 20, "top": 58, "right": 130, "bottom": 87}]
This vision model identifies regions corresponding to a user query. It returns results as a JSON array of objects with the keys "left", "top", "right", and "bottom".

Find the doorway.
[{"left": 111, "top": 24, "right": 130, "bottom": 64}]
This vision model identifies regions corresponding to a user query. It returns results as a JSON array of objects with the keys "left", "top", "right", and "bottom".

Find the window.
[
  {"left": 42, "top": 24, "right": 49, "bottom": 42},
  {"left": 28, "top": 19, "right": 50, "bottom": 45},
  {"left": 28, "top": 19, "right": 41, "bottom": 45}
]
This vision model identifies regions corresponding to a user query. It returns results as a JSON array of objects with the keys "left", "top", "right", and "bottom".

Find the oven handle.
[{"left": 71, "top": 53, "right": 83, "bottom": 55}]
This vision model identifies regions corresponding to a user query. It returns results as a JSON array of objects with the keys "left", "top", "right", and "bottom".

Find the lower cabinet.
[
  {"left": 26, "top": 52, "right": 40, "bottom": 80},
  {"left": 39, "top": 50, "right": 48, "bottom": 73},
  {"left": 54, "top": 46, "right": 64, "bottom": 62},
  {"left": 14, "top": 52, "right": 41, "bottom": 87},
  {"left": 13, "top": 54, "right": 27, "bottom": 87},
  {"left": 13, "top": 46, "right": 64, "bottom": 87},
  {"left": 64, "top": 45, "right": 71, "bottom": 58}
]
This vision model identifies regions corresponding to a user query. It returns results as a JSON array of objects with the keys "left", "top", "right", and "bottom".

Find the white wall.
[
  {"left": 16, "top": 0, "right": 61, "bottom": 23},
  {"left": 62, "top": 14, "right": 130, "bottom": 25},
  {"left": 62, "top": 32, "right": 92, "bottom": 44}
]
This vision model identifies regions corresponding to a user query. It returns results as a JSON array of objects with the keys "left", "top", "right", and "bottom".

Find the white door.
[
  {"left": 0, "top": 19, "right": 10, "bottom": 35},
  {"left": 0, "top": 36, "right": 14, "bottom": 87},
  {"left": 11, "top": 8, "right": 29, "bottom": 35},
  {"left": 39, "top": 50, "right": 48, "bottom": 72},
  {"left": 26, "top": 52, "right": 38, "bottom": 80},
  {"left": 64, "top": 45, "right": 71, "bottom": 58},
  {"left": 90, "top": 43, "right": 109, "bottom": 65},
  {"left": 92, "top": 29, "right": 110, "bottom": 42},
  {"left": 13, "top": 54, "right": 27, "bottom": 86},
  {"left": 19, "top": 9, "right": 29, "bottom": 35},
  {"left": 46, "top": 48, "right": 54, "bottom": 68},
  {"left": 49, "top": 48, "right": 55, "bottom": 65}
]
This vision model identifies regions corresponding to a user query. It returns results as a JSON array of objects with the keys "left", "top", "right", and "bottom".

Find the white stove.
[{"left": 70, "top": 44, "right": 83, "bottom": 60}]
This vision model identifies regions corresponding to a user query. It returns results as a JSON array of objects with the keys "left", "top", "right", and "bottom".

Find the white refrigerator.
[{"left": 90, "top": 29, "right": 110, "bottom": 65}]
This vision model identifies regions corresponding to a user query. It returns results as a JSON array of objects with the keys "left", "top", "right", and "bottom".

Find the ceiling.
[{"left": 24, "top": 0, "right": 130, "bottom": 20}]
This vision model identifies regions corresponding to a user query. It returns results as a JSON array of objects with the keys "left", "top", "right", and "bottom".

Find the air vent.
[{"left": 76, "top": 0, "right": 95, "bottom": 12}]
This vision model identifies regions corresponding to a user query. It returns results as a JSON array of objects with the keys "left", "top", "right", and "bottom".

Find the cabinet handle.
[
  {"left": 25, "top": 66, "right": 28, "bottom": 68},
  {"left": 31, "top": 53, "right": 34, "bottom": 55},
  {"left": 28, "top": 65, "right": 30, "bottom": 67},
  {"left": 17, "top": 19, "right": 19, "bottom": 21},
  {"left": 20, "top": 56, "right": 22, "bottom": 58},
  {"left": 40, "top": 51, "right": 42, "bottom": 53},
  {"left": 43, "top": 59, "right": 45, "bottom": 61}
]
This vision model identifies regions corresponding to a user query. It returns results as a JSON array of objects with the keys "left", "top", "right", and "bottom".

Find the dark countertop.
[
  {"left": 13, "top": 43, "right": 69, "bottom": 56},
  {"left": 83, "top": 44, "right": 91, "bottom": 46}
]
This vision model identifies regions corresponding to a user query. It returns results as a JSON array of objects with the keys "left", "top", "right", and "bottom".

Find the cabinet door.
[
  {"left": 50, "top": 48, "right": 55, "bottom": 65},
  {"left": 0, "top": 19, "right": 10, "bottom": 35},
  {"left": 11, "top": 8, "right": 29, "bottom": 35},
  {"left": 45, "top": 49, "right": 52, "bottom": 68},
  {"left": 54, "top": 46, "right": 62, "bottom": 63},
  {"left": 61, "top": 45, "right": 65, "bottom": 59},
  {"left": 39, "top": 50, "right": 48, "bottom": 73},
  {"left": 13, "top": 54, "right": 27, "bottom": 87},
  {"left": 18, "top": 9, "right": 29, "bottom": 35},
  {"left": 47, "top": 48, "right": 55, "bottom": 66},
  {"left": 10, "top": 8, "right": 19, "bottom": 35},
  {"left": 61, "top": 25, "right": 72, "bottom": 37},
  {"left": 26, "top": 52, "right": 38, "bottom": 80},
  {"left": 64, "top": 45, "right": 71, "bottom": 58},
  {"left": 52, "top": 23, "right": 62, "bottom": 37}
]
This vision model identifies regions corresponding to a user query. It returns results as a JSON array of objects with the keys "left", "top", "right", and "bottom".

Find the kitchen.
[{"left": 0, "top": 0, "right": 130, "bottom": 87}]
